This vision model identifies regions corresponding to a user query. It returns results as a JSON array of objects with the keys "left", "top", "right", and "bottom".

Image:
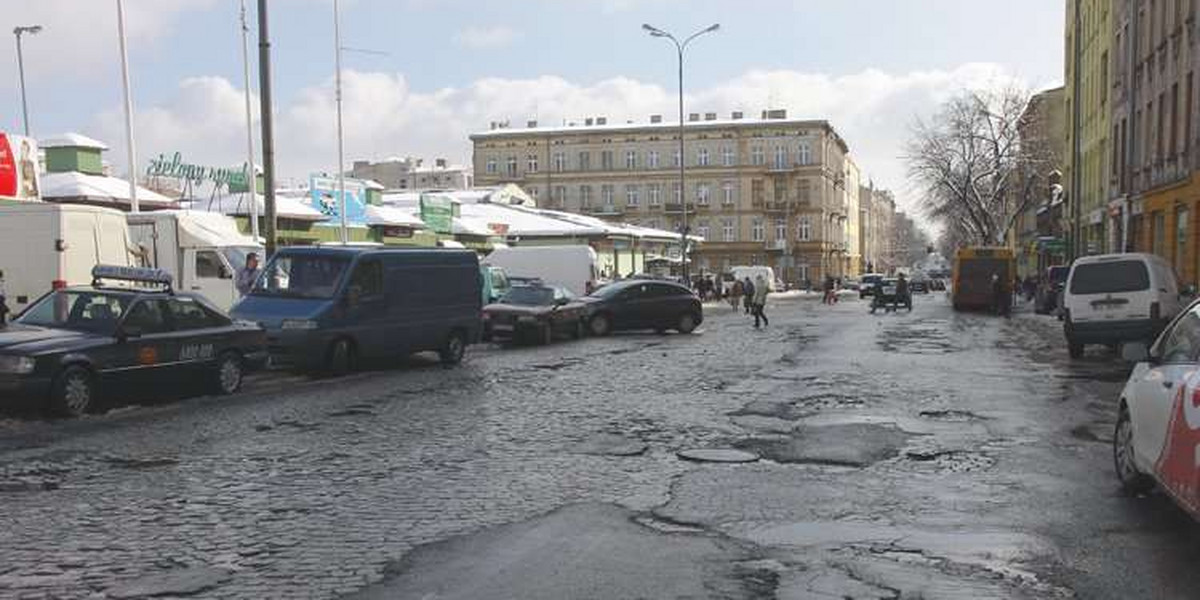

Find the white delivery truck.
[
  {"left": 0, "top": 202, "right": 134, "bottom": 315},
  {"left": 728, "top": 265, "right": 778, "bottom": 293},
  {"left": 126, "top": 211, "right": 262, "bottom": 312},
  {"left": 482, "top": 245, "right": 600, "bottom": 296}
]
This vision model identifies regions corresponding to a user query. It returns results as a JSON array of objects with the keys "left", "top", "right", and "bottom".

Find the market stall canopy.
[
  {"left": 459, "top": 203, "right": 605, "bottom": 238},
  {"left": 364, "top": 204, "right": 426, "bottom": 228},
  {"left": 41, "top": 171, "right": 176, "bottom": 209},
  {"left": 180, "top": 193, "right": 327, "bottom": 222},
  {"left": 39, "top": 133, "right": 108, "bottom": 150}
]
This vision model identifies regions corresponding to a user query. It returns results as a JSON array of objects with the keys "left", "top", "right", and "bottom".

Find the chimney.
[
  {"left": 436, "top": 158, "right": 447, "bottom": 168},
  {"left": 597, "top": 117, "right": 607, "bottom": 125},
  {"left": 527, "top": 120, "right": 538, "bottom": 128},
  {"left": 650, "top": 114, "right": 663, "bottom": 123},
  {"left": 585, "top": 117, "right": 594, "bottom": 126},
  {"left": 490, "top": 121, "right": 497, "bottom": 130},
  {"left": 704, "top": 112, "right": 717, "bottom": 121},
  {"left": 761, "top": 110, "right": 768, "bottom": 119},
  {"left": 688, "top": 113, "right": 700, "bottom": 122},
  {"left": 732, "top": 111, "right": 744, "bottom": 120}
]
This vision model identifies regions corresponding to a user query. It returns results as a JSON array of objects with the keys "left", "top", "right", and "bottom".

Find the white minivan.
[
  {"left": 482, "top": 245, "right": 599, "bottom": 297},
  {"left": 1062, "top": 253, "right": 1184, "bottom": 358}
]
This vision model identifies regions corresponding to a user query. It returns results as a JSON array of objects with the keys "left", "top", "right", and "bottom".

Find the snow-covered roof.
[
  {"left": 461, "top": 203, "right": 602, "bottom": 238},
  {"left": 365, "top": 204, "right": 426, "bottom": 228},
  {"left": 40, "top": 133, "right": 109, "bottom": 150},
  {"left": 471, "top": 117, "right": 830, "bottom": 139},
  {"left": 362, "top": 179, "right": 386, "bottom": 190},
  {"left": 41, "top": 171, "right": 175, "bottom": 207},
  {"left": 179, "top": 193, "right": 327, "bottom": 222}
]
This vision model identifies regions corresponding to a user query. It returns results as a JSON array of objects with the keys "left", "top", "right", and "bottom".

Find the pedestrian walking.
[
  {"left": 0, "top": 269, "right": 9, "bottom": 324},
  {"left": 742, "top": 277, "right": 755, "bottom": 314},
  {"left": 235, "top": 252, "right": 262, "bottom": 297},
  {"left": 990, "top": 273, "right": 1009, "bottom": 316},
  {"left": 730, "top": 279, "right": 744, "bottom": 311},
  {"left": 822, "top": 276, "right": 835, "bottom": 305},
  {"left": 752, "top": 275, "right": 770, "bottom": 328}
]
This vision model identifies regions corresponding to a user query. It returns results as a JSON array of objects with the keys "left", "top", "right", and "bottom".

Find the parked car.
[
  {"left": 231, "top": 247, "right": 482, "bottom": 374},
  {"left": 1114, "top": 301, "right": 1200, "bottom": 519},
  {"left": 0, "top": 265, "right": 267, "bottom": 417},
  {"left": 483, "top": 283, "right": 587, "bottom": 344},
  {"left": 860, "top": 274, "right": 884, "bottom": 298},
  {"left": 581, "top": 280, "right": 702, "bottom": 336},
  {"left": 929, "top": 278, "right": 947, "bottom": 292},
  {"left": 1034, "top": 265, "right": 1070, "bottom": 315},
  {"left": 869, "top": 278, "right": 912, "bottom": 313},
  {"left": 480, "top": 265, "right": 511, "bottom": 305},
  {"left": 909, "top": 279, "right": 929, "bottom": 294},
  {"left": 1062, "top": 253, "right": 1184, "bottom": 359}
]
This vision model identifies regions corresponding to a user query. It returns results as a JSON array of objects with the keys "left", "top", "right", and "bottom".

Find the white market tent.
[
  {"left": 181, "top": 192, "right": 327, "bottom": 222},
  {"left": 41, "top": 171, "right": 176, "bottom": 209},
  {"left": 364, "top": 204, "right": 426, "bottom": 229}
]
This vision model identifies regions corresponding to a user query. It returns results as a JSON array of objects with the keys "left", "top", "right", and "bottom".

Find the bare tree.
[{"left": 906, "top": 87, "right": 1056, "bottom": 246}]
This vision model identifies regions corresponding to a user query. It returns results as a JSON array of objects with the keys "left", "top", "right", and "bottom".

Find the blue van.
[{"left": 231, "top": 246, "right": 482, "bottom": 373}]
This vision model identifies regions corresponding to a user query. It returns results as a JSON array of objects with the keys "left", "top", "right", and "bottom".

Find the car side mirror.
[
  {"left": 1121, "top": 341, "right": 1152, "bottom": 363},
  {"left": 220, "top": 266, "right": 233, "bottom": 280}
]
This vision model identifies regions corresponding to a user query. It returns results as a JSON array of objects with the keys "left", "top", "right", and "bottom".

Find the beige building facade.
[{"left": 470, "top": 111, "right": 859, "bottom": 284}]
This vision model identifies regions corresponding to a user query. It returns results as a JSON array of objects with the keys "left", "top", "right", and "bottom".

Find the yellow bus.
[{"left": 952, "top": 247, "right": 1015, "bottom": 311}]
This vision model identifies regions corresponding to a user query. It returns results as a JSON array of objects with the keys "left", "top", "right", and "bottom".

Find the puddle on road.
[
  {"left": 735, "top": 423, "right": 911, "bottom": 467},
  {"left": 1069, "top": 423, "right": 1114, "bottom": 445},
  {"left": 575, "top": 434, "right": 649, "bottom": 457},
  {"left": 727, "top": 400, "right": 812, "bottom": 421},
  {"left": 918, "top": 409, "right": 988, "bottom": 422}
]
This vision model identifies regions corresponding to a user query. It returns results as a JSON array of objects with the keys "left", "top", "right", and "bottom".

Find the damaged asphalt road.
[{"left": 2, "top": 293, "right": 1200, "bottom": 598}]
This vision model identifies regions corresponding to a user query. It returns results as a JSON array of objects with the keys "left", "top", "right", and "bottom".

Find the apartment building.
[
  {"left": 1110, "top": 0, "right": 1200, "bottom": 285},
  {"left": 859, "top": 186, "right": 898, "bottom": 274},
  {"left": 1066, "top": 0, "right": 1113, "bottom": 253},
  {"left": 348, "top": 157, "right": 473, "bottom": 191},
  {"left": 470, "top": 110, "right": 860, "bottom": 283}
]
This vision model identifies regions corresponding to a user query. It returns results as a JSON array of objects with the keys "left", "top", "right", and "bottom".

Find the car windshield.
[
  {"left": 17, "top": 291, "right": 132, "bottom": 334},
  {"left": 222, "top": 246, "right": 264, "bottom": 273},
  {"left": 501, "top": 286, "right": 554, "bottom": 306},
  {"left": 588, "top": 282, "right": 631, "bottom": 299},
  {"left": 251, "top": 254, "right": 351, "bottom": 299},
  {"left": 1069, "top": 261, "right": 1150, "bottom": 295}
]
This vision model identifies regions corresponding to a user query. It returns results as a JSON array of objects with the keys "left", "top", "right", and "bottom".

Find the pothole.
[
  {"left": 101, "top": 455, "right": 180, "bottom": 469},
  {"left": 736, "top": 423, "right": 912, "bottom": 467},
  {"left": 904, "top": 450, "right": 996, "bottom": 473},
  {"left": 576, "top": 434, "right": 649, "bottom": 457},
  {"left": 1070, "top": 423, "right": 1114, "bottom": 444},
  {"left": 795, "top": 394, "right": 865, "bottom": 411},
  {"left": 918, "top": 409, "right": 986, "bottom": 422},
  {"left": 727, "top": 400, "right": 811, "bottom": 421},
  {"left": 677, "top": 448, "right": 760, "bottom": 463}
]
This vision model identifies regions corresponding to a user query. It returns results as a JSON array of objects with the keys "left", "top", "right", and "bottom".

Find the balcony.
[
  {"left": 764, "top": 201, "right": 795, "bottom": 213},
  {"left": 591, "top": 205, "right": 623, "bottom": 217},
  {"left": 765, "top": 239, "right": 788, "bottom": 252},
  {"left": 663, "top": 202, "right": 696, "bottom": 214}
]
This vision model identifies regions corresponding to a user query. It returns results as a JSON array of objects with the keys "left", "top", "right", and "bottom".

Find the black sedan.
[
  {"left": 483, "top": 284, "right": 587, "bottom": 344},
  {"left": 0, "top": 267, "right": 267, "bottom": 416},
  {"left": 582, "top": 279, "right": 703, "bottom": 336},
  {"left": 910, "top": 279, "right": 929, "bottom": 294}
]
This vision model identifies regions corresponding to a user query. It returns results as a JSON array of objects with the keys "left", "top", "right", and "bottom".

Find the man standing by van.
[
  {"left": 752, "top": 274, "right": 770, "bottom": 328},
  {"left": 236, "top": 253, "right": 261, "bottom": 297}
]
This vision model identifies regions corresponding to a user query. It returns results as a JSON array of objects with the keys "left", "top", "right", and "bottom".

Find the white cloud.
[
  {"left": 453, "top": 25, "right": 521, "bottom": 49},
  {"left": 87, "top": 63, "right": 1027, "bottom": 212}
]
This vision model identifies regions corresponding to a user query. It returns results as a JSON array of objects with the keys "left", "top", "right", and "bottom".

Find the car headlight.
[
  {"left": 280, "top": 319, "right": 319, "bottom": 330},
  {"left": 0, "top": 355, "right": 36, "bottom": 375}
]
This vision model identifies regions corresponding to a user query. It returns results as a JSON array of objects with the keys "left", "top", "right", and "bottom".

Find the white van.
[
  {"left": 127, "top": 211, "right": 262, "bottom": 312},
  {"left": 0, "top": 202, "right": 134, "bottom": 315},
  {"left": 728, "top": 266, "right": 777, "bottom": 293},
  {"left": 1063, "top": 253, "right": 1184, "bottom": 358},
  {"left": 482, "top": 245, "right": 599, "bottom": 296}
]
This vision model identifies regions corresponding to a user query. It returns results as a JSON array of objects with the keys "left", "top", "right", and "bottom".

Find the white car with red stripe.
[{"left": 1115, "top": 301, "right": 1200, "bottom": 517}]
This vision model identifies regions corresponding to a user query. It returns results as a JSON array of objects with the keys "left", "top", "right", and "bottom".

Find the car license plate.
[
  {"left": 883, "top": 286, "right": 896, "bottom": 295},
  {"left": 492, "top": 324, "right": 514, "bottom": 333}
]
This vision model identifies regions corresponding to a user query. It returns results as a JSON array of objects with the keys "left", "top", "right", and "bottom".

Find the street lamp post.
[
  {"left": 643, "top": 22, "right": 719, "bottom": 284},
  {"left": 13, "top": 25, "right": 42, "bottom": 136}
]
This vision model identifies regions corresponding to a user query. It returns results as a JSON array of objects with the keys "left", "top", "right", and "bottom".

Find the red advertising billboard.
[{"left": 0, "top": 133, "right": 40, "bottom": 200}]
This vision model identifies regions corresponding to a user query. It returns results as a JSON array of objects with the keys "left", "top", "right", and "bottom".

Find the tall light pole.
[
  {"left": 115, "top": 0, "right": 139, "bottom": 212},
  {"left": 13, "top": 25, "right": 42, "bottom": 136},
  {"left": 257, "top": 0, "right": 279, "bottom": 257},
  {"left": 238, "top": 0, "right": 260, "bottom": 240},
  {"left": 333, "top": 0, "right": 348, "bottom": 244},
  {"left": 643, "top": 22, "right": 719, "bottom": 284}
]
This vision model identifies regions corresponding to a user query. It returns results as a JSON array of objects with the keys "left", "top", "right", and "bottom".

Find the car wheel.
[
  {"left": 327, "top": 338, "right": 355, "bottom": 376},
  {"left": 1067, "top": 339, "right": 1084, "bottom": 359},
  {"left": 589, "top": 314, "right": 612, "bottom": 337},
  {"left": 213, "top": 351, "right": 244, "bottom": 395},
  {"left": 440, "top": 330, "right": 467, "bottom": 365},
  {"left": 1114, "top": 406, "right": 1155, "bottom": 494},
  {"left": 676, "top": 312, "right": 698, "bottom": 334},
  {"left": 51, "top": 365, "right": 96, "bottom": 417}
]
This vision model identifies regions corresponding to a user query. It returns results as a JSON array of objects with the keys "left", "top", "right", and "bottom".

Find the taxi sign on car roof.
[{"left": 91, "top": 265, "right": 173, "bottom": 291}]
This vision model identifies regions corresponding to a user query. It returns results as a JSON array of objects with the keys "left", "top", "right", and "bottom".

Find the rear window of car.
[{"left": 1069, "top": 260, "right": 1150, "bottom": 295}]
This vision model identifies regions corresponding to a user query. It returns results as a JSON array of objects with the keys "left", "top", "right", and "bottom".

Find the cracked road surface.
[{"left": 2, "top": 293, "right": 1199, "bottom": 598}]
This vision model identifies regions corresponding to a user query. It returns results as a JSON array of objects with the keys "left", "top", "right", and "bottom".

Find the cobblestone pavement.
[{"left": 1, "top": 293, "right": 1199, "bottom": 598}]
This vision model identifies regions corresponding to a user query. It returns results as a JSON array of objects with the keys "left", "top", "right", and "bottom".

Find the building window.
[
  {"left": 798, "top": 179, "right": 811, "bottom": 203},
  {"left": 773, "top": 145, "right": 788, "bottom": 169},
  {"left": 722, "top": 181, "right": 734, "bottom": 205},
  {"left": 798, "top": 141, "right": 812, "bottom": 165},
  {"left": 673, "top": 149, "right": 682, "bottom": 167},
  {"left": 697, "top": 219, "right": 710, "bottom": 240},
  {"left": 486, "top": 158, "right": 497, "bottom": 174},
  {"left": 1176, "top": 205, "right": 1189, "bottom": 268},
  {"left": 798, "top": 216, "right": 812, "bottom": 241},
  {"left": 751, "top": 218, "right": 765, "bottom": 242},
  {"left": 1187, "top": 72, "right": 1195, "bottom": 155},
  {"left": 775, "top": 218, "right": 786, "bottom": 242},
  {"left": 553, "top": 185, "right": 566, "bottom": 207},
  {"left": 1172, "top": 82, "right": 1180, "bottom": 157},
  {"left": 529, "top": 186, "right": 540, "bottom": 201},
  {"left": 774, "top": 178, "right": 786, "bottom": 202},
  {"left": 722, "top": 146, "right": 735, "bottom": 166},
  {"left": 649, "top": 184, "right": 662, "bottom": 206},
  {"left": 601, "top": 150, "right": 614, "bottom": 170},
  {"left": 751, "top": 146, "right": 765, "bottom": 166},
  {"left": 697, "top": 184, "right": 710, "bottom": 205},
  {"left": 673, "top": 182, "right": 682, "bottom": 203},
  {"left": 601, "top": 184, "right": 614, "bottom": 208},
  {"left": 697, "top": 148, "right": 710, "bottom": 166},
  {"left": 578, "top": 151, "right": 591, "bottom": 171},
  {"left": 553, "top": 152, "right": 566, "bottom": 172},
  {"left": 722, "top": 218, "right": 736, "bottom": 242},
  {"left": 648, "top": 151, "right": 660, "bottom": 168},
  {"left": 527, "top": 154, "right": 539, "bottom": 173},
  {"left": 751, "top": 179, "right": 765, "bottom": 205},
  {"left": 506, "top": 156, "right": 518, "bottom": 177},
  {"left": 626, "top": 185, "right": 640, "bottom": 207},
  {"left": 580, "top": 185, "right": 592, "bottom": 208},
  {"left": 626, "top": 150, "right": 637, "bottom": 169}
]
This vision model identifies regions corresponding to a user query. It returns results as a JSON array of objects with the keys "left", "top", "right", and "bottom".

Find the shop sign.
[
  {"left": 420, "top": 193, "right": 459, "bottom": 234},
  {"left": 310, "top": 175, "right": 368, "bottom": 225},
  {"left": 0, "top": 133, "right": 40, "bottom": 200},
  {"left": 146, "top": 152, "right": 248, "bottom": 188}
]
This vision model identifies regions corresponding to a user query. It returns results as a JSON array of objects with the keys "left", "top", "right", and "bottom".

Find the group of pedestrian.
[
  {"left": 694, "top": 276, "right": 720, "bottom": 302},
  {"left": 821, "top": 276, "right": 840, "bottom": 305},
  {"left": 732, "top": 275, "right": 769, "bottom": 328}
]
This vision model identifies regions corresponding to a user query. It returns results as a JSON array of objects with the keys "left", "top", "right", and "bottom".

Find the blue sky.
[{"left": 4, "top": 0, "right": 1065, "bottom": 210}]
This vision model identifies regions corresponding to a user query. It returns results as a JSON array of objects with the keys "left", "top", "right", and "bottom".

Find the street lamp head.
[
  {"left": 14, "top": 25, "right": 43, "bottom": 36},
  {"left": 642, "top": 23, "right": 668, "bottom": 37},
  {"left": 704, "top": 23, "right": 720, "bottom": 33}
]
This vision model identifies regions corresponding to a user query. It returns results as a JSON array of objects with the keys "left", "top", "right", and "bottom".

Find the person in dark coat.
[{"left": 742, "top": 277, "right": 755, "bottom": 314}]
